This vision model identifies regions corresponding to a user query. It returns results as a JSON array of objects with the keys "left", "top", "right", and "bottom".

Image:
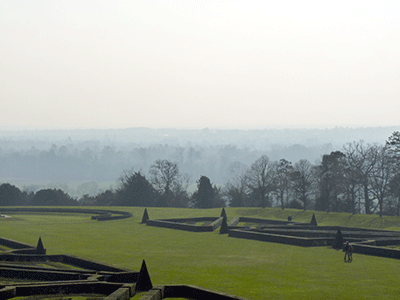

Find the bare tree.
[
  {"left": 245, "top": 155, "right": 274, "bottom": 208},
  {"left": 149, "top": 159, "right": 188, "bottom": 207},
  {"left": 343, "top": 141, "right": 379, "bottom": 214},
  {"left": 386, "top": 131, "right": 400, "bottom": 167},
  {"left": 389, "top": 173, "right": 400, "bottom": 216},
  {"left": 149, "top": 159, "right": 179, "bottom": 194},
  {"left": 225, "top": 162, "right": 248, "bottom": 207},
  {"left": 291, "top": 159, "right": 314, "bottom": 211},
  {"left": 369, "top": 146, "right": 393, "bottom": 217},
  {"left": 273, "top": 159, "right": 293, "bottom": 209},
  {"left": 315, "top": 151, "right": 347, "bottom": 212}
]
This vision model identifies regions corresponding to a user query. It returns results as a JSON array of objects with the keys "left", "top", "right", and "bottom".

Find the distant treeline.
[
  {"left": 0, "top": 140, "right": 332, "bottom": 185},
  {"left": 1, "top": 127, "right": 397, "bottom": 198},
  {"left": 1, "top": 131, "right": 400, "bottom": 216}
]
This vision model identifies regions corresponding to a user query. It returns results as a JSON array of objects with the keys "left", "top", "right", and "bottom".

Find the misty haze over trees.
[{"left": 1, "top": 127, "right": 399, "bottom": 216}]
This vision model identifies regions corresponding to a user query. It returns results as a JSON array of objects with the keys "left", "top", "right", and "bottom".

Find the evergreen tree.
[
  {"left": 0, "top": 183, "right": 27, "bottom": 206},
  {"left": 220, "top": 216, "right": 228, "bottom": 234},
  {"left": 191, "top": 176, "right": 215, "bottom": 208},
  {"left": 332, "top": 229, "right": 344, "bottom": 249},
  {"left": 141, "top": 208, "right": 150, "bottom": 223},
  {"left": 30, "top": 189, "right": 77, "bottom": 206},
  {"left": 310, "top": 213, "right": 318, "bottom": 226},
  {"left": 116, "top": 170, "right": 157, "bottom": 206}
]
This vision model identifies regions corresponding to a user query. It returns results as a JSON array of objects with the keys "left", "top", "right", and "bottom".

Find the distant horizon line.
[{"left": 1, "top": 124, "right": 399, "bottom": 132}]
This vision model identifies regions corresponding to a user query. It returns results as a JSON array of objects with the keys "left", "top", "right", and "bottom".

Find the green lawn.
[{"left": 2, "top": 207, "right": 400, "bottom": 299}]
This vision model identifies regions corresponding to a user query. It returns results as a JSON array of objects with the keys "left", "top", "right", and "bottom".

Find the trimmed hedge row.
[
  {"left": 146, "top": 217, "right": 223, "bottom": 232},
  {"left": 0, "top": 262, "right": 98, "bottom": 275},
  {"left": 0, "top": 237, "right": 34, "bottom": 250},
  {"left": 60, "top": 254, "right": 129, "bottom": 272},
  {"left": 0, "top": 287, "right": 15, "bottom": 299},
  {"left": 14, "top": 282, "right": 123, "bottom": 298},
  {"left": 0, "top": 207, "right": 132, "bottom": 221},
  {"left": 0, "top": 282, "right": 135, "bottom": 300},
  {"left": 104, "top": 286, "right": 131, "bottom": 300},
  {"left": 138, "top": 288, "right": 162, "bottom": 300},
  {"left": 353, "top": 244, "right": 400, "bottom": 259},
  {"left": 138, "top": 284, "right": 252, "bottom": 300},
  {"left": 0, "top": 253, "right": 128, "bottom": 273},
  {"left": 228, "top": 217, "right": 240, "bottom": 226},
  {"left": 0, "top": 267, "right": 85, "bottom": 281},
  {"left": 228, "top": 229, "right": 334, "bottom": 247},
  {"left": 238, "top": 217, "right": 290, "bottom": 225},
  {"left": 249, "top": 228, "right": 400, "bottom": 240}
]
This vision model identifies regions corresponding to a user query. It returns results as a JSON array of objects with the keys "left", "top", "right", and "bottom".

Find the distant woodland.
[{"left": 0, "top": 127, "right": 399, "bottom": 216}]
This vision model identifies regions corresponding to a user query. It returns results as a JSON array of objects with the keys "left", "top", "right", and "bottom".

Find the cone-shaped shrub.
[
  {"left": 220, "top": 207, "right": 227, "bottom": 219},
  {"left": 310, "top": 213, "right": 317, "bottom": 226},
  {"left": 332, "top": 228, "right": 344, "bottom": 249},
  {"left": 136, "top": 260, "right": 153, "bottom": 291},
  {"left": 141, "top": 208, "right": 149, "bottom": 224},
  {"left": 220, "top": 216, "right": 228, "bottom": 234},
  {"left": 36, "top": 237, "right": 46, "bottom": 254}
]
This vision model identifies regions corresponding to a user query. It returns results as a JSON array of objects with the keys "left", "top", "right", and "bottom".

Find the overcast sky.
[{"left": 1, "top": 1, "right": 399, "bottom": 130}]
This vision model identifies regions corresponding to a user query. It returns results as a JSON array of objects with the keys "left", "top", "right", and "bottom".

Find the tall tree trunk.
[{"left": 364, "top": 184, "right": 371, "bottom": 214}]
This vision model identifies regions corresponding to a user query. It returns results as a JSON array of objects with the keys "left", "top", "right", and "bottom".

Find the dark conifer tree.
[
  {"left": 221, "top": 207, "right": 227, "bottom": 218},
  {"left": 116, "top": 170, "right": 157, "bottom": 206},
  {"left": 141, "top": 208, "right": 150, "bottom": 224},
  {"left": 36, "top": 237, "right": 46, "bottom": 254},
  {"left": 0, "top": 183, "right": 27, "bottom": 206},
  {"left": 30, "top": 189, "right": 77, "bottom": 206},
  {"left": 191, "top": 176, "right": 214, "bottom": 208},
  {"left": 136, "top": 260, "right": 153, "bottom": 291},
  {"left": 219, "top": 216, "right": 228, "bottom": 234},
  {"left": 310, "top": 213, "right": 318, "bottom": 226},
  {"left": 332, "top": 229, "right": 344, "bottom": 249}
]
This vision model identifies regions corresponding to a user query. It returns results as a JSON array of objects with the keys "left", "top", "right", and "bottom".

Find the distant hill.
[
  {"left": 1, "top": 126, "right": 398, "bottom": 149},
  {"left": 0, "top": 126, "right": 398, "bottom": 198}
]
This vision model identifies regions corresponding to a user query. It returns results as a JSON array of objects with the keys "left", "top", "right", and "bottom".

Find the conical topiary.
[
  {"left": 310, "top": 213, "right": 317, "bottom": 226},
  {"left": 332, "top": 228, "right": 344, "bottom": 249},
  {"left": 220, "top": 207, "right": 227, "bottom": 219},
  {"left": 141, "top": 208, "right": 149, "bottom": 224},
  {"left": 36, "top": 237, "right": 46, "bottom": 254},
  {"left": 136, "top": 260, "right": 153, "bottom": 292},
  {"left": 219, "top": 216, "right": 228, "bottom": 234}
]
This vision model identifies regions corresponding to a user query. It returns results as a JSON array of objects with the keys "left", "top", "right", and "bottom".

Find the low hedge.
[
  {"left": 0, "top": 207, "right": 132, "bottom": 221},
  {"left": 228, "top": 217, "right": 240, "bottom": 226},
  {"left": 138, "top": 289, "right": 162, "bottom": 300},
  {"left": 228, "top": 229, "right": 334, "bottom": 247},
  {"left": 0, "top": 287, "right": 15, "bottom": 300},
  {"left": 146, "top": 217, "right": 223, "bottom": 232},
  {"left": 237, "top": 217, "right": 290, "bottom": 225},
  {"left": 104, "top": 286, "right": 131, "bottom": 300},
  {"left": 0, "top": 262, "right": 97, "bottom": 275},
  {"left": 161, "top": 284, "right": 251, "bottom": 300},
  {"left": 14, "top": 282, "right": 122, "bottom": 298},
  {"left": 0, "top": 267, "right": 85, "bottom": 281},
  {"left": 0, "top": 237, "right": 34, "bottom": 250},
  {"left": 353, "top": 243, "right": 400, "bottom": 259},
  {"left": 0, "top": 253, "right": 127, "bottom": 273},
  {"left": 60, "top": 254, "right": 128, "bottom": 272}
]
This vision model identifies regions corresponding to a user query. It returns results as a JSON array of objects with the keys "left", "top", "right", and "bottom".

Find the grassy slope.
[{"left": 1, "top": 207, "right": 400, "bottom": 300}]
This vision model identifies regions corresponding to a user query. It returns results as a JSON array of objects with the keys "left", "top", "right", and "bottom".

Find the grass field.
[{"left": 2, "top": 207, "right": 400, "bottom": 299}]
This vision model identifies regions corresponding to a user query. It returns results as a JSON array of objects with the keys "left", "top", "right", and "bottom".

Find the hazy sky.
[{"left": 1, "top": 1, "right": 399, "bottom": 130}]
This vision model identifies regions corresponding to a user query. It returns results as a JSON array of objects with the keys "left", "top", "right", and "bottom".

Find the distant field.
[{"left": 2, "top": 207, "right": 400, "bottom": 299}]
